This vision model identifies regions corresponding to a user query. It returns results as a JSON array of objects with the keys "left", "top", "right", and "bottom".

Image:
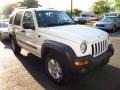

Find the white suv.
[{"left": 8, "top": 8, "right": 114, "bottom": 84}]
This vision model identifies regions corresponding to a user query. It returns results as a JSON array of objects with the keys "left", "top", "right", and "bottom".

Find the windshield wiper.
[
  {"left": 47, "top": 23, "right": 60, "bottom": 27},
  {"left": 47, "top": 22, "right": 75, "bottom": 27},
  {"left": 60, "top": 22, "right": 75, "bottom": 25}
]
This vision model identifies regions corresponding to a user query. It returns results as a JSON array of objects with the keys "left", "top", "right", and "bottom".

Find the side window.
[
  {"left": 23, "top": 11, "right": 34, "bottom": 23},
  {"left": 116, "top": 17, "right": 119, "bottom": 22},
  {"left": 9, "top": 15, "right": 14, "bottom": 24},
  {"left": 23, "top": 11, "right": 35, "bottom": 30},
  {"left": 118, "top": 17, "right": 120, "bottom": 22},
  {"left": 14, "top": 11, "right": 23, "bottom": 26}
]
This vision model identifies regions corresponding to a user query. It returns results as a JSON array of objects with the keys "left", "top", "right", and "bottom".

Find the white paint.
[{"left": 9, "top": 8, "right": 109, "bottom": 58}]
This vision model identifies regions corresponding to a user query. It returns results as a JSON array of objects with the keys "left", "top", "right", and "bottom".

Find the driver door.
[{"left": 22, "top": 11, "right": 38, "bottom": 55}]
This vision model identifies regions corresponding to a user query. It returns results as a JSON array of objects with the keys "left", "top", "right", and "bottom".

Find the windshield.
[
  {"left": 101, "top": 17, "right": 119, "bottom": 22},
  {"left": 0, "top": 22, "right": 8, "bottom": 28},
  {"left": 35, "top": 11, "right": 75, "bottom": 27}
]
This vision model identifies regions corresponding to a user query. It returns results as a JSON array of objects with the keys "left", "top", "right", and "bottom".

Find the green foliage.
[
  {"left": 65, "top": 10, "right": 71, "bottom": 15},
  {"left": 73, "top": 8, "right": 82, "bottom": 16},
  {"left": 65, "top": 8, "right": 82, "bottom": 16},
  {"left": 91, "top": 0, "right": 111, "bottom": 14},
  {"left": 114, "top": 0, "right": 120, "bottom": 11},
  {"left": 18, "top": 0, "right": 41, "bottom": 8}
]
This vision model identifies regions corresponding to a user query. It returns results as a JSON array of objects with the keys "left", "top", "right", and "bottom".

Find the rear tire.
[
  {"left": 10, "top": 38, "right": 21, "bottom": 55},
  {"left": 44, "top": 51, "right": 71, "bottom": 84}
]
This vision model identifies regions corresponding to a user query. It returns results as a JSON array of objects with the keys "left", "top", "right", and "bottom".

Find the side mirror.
[
  {"left": 23, "top": 23, "right": 31, "bottom": 29},
  {"left": 23, "top": 23, "right": 35, "bottom": 30}
]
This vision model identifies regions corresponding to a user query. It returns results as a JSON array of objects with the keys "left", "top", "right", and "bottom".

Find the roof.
[
  {"left": 106, "top": 16, "right": 120, "bottom": 18},
  {"left": 14, "top": 7, "right": 62, "bottom": 12}
]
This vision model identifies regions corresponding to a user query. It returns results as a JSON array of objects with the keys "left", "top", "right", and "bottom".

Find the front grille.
[{"left": 91, "top": 39, "right": 108, "bottom": 57}]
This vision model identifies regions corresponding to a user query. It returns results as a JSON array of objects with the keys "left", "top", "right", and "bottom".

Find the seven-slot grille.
[{"left": 91, "top": 39, "right": 108, "bottom": 57}]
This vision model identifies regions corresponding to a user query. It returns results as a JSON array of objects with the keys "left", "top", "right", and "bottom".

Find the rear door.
[{"left": 12, "top": 11, "right": 26, "bottom": 46}]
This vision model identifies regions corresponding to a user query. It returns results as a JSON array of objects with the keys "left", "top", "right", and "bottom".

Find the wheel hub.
[{"left": 48, "top": 59, "right": 62, "bottom": 80}]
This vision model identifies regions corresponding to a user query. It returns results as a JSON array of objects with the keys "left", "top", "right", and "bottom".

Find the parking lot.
[{"left": 0, "top": 31, "right": 120, "bottom": 90}]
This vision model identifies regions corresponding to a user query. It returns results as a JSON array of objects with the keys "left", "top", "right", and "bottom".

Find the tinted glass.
[
  {"left": 14, "top": 11, "right": 23, "bottom": 26},
  {"left": 23, "top": 11, "right": 35, "bottom": 30},
  {"left": 9, "top": 15, "right": 14, "bottom": 24},
  {"left": 35, "top": 11, "right": 75, "bottom": 27},
  {"left": 23, "top": 11, "right": 34, "bottom": 23},
  {"left": 101, "top": 17, "right": 119, "bottom": 22}
]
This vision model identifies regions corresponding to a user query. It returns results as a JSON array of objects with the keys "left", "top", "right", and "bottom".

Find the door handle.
[
  {"left": 21, "top": 30, "right": 25, "bottom": 33},
  {"left": 38, "top": 35, "right": 41, "bottom": 37}
]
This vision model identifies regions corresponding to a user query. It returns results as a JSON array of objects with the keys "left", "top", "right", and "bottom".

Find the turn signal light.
[{"left": 74, "top": 61, "right": 90, "bottom": 66}]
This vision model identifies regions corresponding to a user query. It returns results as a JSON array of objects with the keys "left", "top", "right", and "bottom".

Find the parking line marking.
[{"left": 0, "top": 66, "right": 22, "bottom": 74}]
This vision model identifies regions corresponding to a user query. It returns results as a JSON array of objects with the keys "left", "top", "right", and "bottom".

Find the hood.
[
  {"left": 95, "top": 21, "right": 113, "bottom": 25},
  {"left": 39, "top": 25, "right": 108, "bottom": 43}
]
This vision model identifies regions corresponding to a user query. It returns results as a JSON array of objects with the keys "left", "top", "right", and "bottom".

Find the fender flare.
[{"left": 41, "top": 40, "right": 77, "bottom": 67}]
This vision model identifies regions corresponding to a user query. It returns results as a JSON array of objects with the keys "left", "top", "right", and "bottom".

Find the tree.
[
  {"left": 91, "top": 0, "right": 111, "bottom": 14},
  {"left": 65, "top": 8, "right": 82, "bottom": 16},
  {"left": 2, "top": 3, "right": 16, "bottom": 16},
  {"left": 114, "top": 0, "right": 120, "bottom": 11},
  {"left": 65, "top": 10, "right": 71, "bottom": 16},
  {"left": 18, "top": 0, "right": 41, "bottom": 8},
  {"left": 73, "top": 8, "right": 82, "bottom": 16}
]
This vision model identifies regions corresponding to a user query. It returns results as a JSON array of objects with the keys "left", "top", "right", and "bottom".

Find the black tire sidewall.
[
  {"left": 10, "top": 38, "right": 21, "bottom": 55},
  {"left": 45, "top": 51, "right": 71, "bottom": 84}
]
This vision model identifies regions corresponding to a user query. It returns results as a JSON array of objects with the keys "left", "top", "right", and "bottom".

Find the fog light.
[
  {"left": 74, "top": 61, "right": 90, "bottom": 66},
  {"left": 84, "top": 61, "right": 90, "bottom": 65},
  {"left": 81, "top": 68, "right": 87, "bottom": 72}
]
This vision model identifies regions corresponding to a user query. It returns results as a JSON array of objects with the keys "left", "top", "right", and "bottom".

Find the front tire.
[
  {"left": 45, "top": 51, "right": 71, "bottom": 84},
  {"left": 11, "top": 38, "right": 21, "bottom": 55}
]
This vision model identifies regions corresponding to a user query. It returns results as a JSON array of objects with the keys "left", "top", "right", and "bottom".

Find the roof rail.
[{"left": 47, "top": 8, "right": 54, "bottom": 9}]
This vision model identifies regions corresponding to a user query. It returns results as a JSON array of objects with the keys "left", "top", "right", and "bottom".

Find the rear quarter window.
[{"left": 9, "top": 15, "right": 14, "bottom": 24}]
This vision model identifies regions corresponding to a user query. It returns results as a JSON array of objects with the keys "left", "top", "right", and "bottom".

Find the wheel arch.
[
  {"left": 9, "top": 31, "right": 16, "bottom": 39},
  {"left": 41, "top": 40, "right": 76, "bottom": 62}
]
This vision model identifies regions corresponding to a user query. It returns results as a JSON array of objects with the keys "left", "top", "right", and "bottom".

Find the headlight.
[
  {"left": 93, "top": 23, "right": 96, "bottom": 26},
  {"left": 93, "top": 23, "right": 97, "bottom": 27},
  {"left": 80, "top": 42, "right": 87, "bottom": 53}
]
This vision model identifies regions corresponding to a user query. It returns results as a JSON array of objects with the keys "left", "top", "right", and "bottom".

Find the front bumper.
[{"left": 72, "top": 44, "right": 114, "bottom": 73}]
